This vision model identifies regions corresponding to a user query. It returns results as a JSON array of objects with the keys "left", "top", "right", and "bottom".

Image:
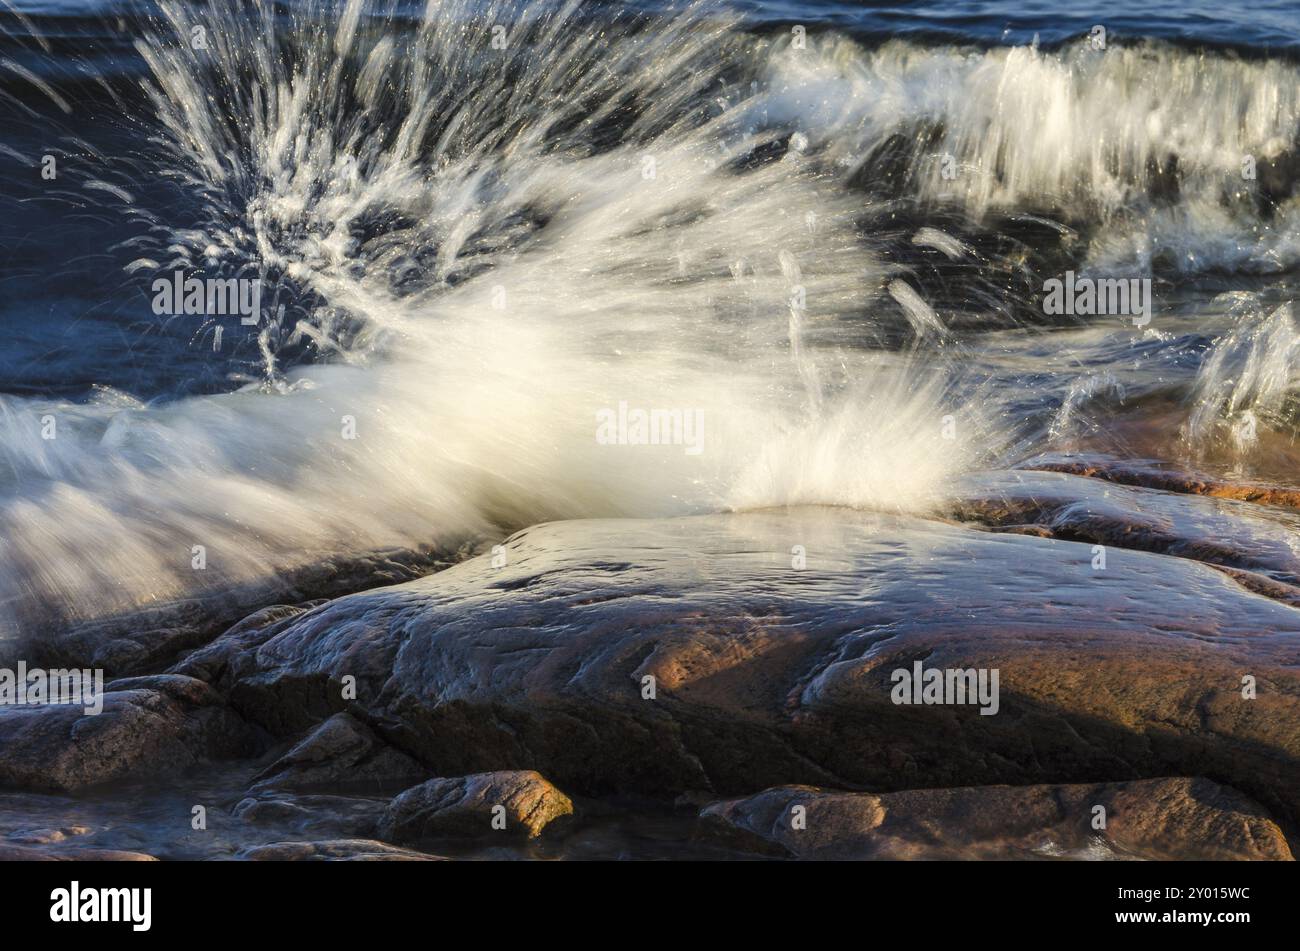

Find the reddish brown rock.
[
  {"left": 221, "top": 507, "right": 1300, "bottom": 835},
  {"left": 1022, "top": 453, "right": 1300, "bottom": 509},
  {"left": 0, "top": 675, "right": 257, "bottom": 792},
  {"left": 378, "top": 771, "right": 574, "bottom": 842},
  {"left": 0, "top": 845, "right": 158, "bottom": 861},
  {"left": 238, "top": 838, "right": 445, "bottom": 861},
  {"left": 249, "top": 712, "right": 428, "bottom": 794},
  {"left": 700, "top": 777, "right": 1294, "bottom": 860}
]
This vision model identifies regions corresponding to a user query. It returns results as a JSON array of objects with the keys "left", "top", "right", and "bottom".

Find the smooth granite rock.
[
  {"left": 249, "top": 712, "right": 428, "bottom": 793},
  {"left": 378, "top": 770, "right": 574, "bottom": 842},
  {"left": 699, "top": 777, "right": 1294, "bottom": 860},
  {"left": 6, "top": 546, "right": 458, "bottom": 677},
  {"left": 0, "top": 674, "right": 258, "bottom": 792},
  {"left": 218, "top": 507, "right": 1300, "bottom": 830},
  {"left": 237, "top": 838, "right": 446, "bottom": 861}
]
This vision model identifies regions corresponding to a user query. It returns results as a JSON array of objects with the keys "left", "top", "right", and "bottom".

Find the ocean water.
[{"left": 0, "top": 0, "right": 1297, "bottom": 638}]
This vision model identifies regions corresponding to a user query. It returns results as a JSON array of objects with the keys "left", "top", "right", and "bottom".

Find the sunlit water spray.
[
  {"left": 4, "top": 1, "right": 1300, "bottom": 639},
  {"left": 0, "top": 0, "right": 993, "bottom": 637}
]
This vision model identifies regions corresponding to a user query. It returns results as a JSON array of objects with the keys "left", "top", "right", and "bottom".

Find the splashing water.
[
  {"left": 1185, "top": 296, "right": 1300, "bottom": 458},
  {"left": 766, "top": 33, "right": 1300, "bottom": 274},
  {"left": 0, "top": 0, "right": 993, "bottom": 637},
  {"left": 6, "top": 0, "right": 1300, "bottom": 638}
]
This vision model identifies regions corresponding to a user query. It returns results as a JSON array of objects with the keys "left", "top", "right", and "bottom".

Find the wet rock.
[
  {"left": 700, "top": 777, "right": 1293, "bottom": 861},
  {"left": 222, "top": 509, "right": 1300, "bottom": 831},
  {"left": 378, "top": 771, "right": 574, "bottom": 842},
  {"left": 249, "top": 713, "right": 428, "bottom": 794},
  {"left": 232, "top": 792, "right": 388, "bottom": 839},
  {"left": 1210, "top": 565, "right": 1300, "bottom": 608},
  {"left": 171, "top": 602, "right": 325, "bottom": 684},
  {"left": 846, "top": 124, "right": 944, "bottom": 199},
  {"left": 1020, "top": 452, "right": 1300, "bottom": 509},
  {"left": 9, "top": 546, "right": 458, "bottom": 677},
  {"left": 0, "top": 675, "right": 258, "bottom": 792},
  {"left": 0, "top": 844, "right": 157, "bottom": 861},
  {"left": 6, "top": 825, "right": 93, "bottom": 845},
  {"left": 726, "top": 133, "right": 793, "bottom": 173},
  {"left": 847, "top": 131, "right": 913, "bottom": 198},
  {"left": 950, "top": 466, "right": 1300, "bottom": 586},
  {"left": 237, "top": 838, "right": 445, "bottom": 861}
]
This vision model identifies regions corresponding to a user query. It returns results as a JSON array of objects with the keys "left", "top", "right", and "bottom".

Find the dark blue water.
[
  {"left": 7, "top": 1, "right": 1300, "bottom": 50},
  {"left": 738, "top": 0, "right": 1300, "bottom": 52}
]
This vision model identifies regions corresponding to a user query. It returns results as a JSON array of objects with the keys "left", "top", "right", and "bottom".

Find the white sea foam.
[
  {"left": 765, "top": 33, "right": 1300, "bottom": 274},
  {"left": 1185, "top": 296, "right": 1300, "bottom": 457}
]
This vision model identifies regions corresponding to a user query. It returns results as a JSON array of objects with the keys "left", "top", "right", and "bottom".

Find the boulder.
[
  {"left": 249, "top": 712, "right": 428, "bottom": 793},
  {"left": 0, "top": 674, "right": 258, "bottom": 792},
  {"left": 1019, "top": 452, "right": 1300, "bottom": 509},
  {"left": 171, "top": 602, "right": 325, "bottom": 685},
  {"left": 7, "top": 546, "right": 458, "bottom": 677},
  {"left": 948, "top": 466, "right": 1300, "bottom": 584},
  {"left": 378, "top": 771, "right": 573, "bottom": 842},
  {"left": 700, "top": 777, "right": 1294, "bottom": 860},
  {"left": 222, "top": 507, "right": 1300, "bottom": 831}
]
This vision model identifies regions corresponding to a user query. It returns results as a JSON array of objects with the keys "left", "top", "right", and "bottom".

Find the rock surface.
[
  {"left": 217, "top": 505, "right": 1300, "bottom": 832},
  {"left": 232, "top": 792, "right": 389, "bottom": 839},
  {"left": 0, "top": 844, "right": 158, "bottom": 861},
  {"left": 249, "top": 713, "right": 428, "bottom": 793},
  {"left": 1021, "top": 452, "right": 1300, "bottom": 509},
  {"left": 949, "top": 467, "right": 1300, "bottom": 586},
  {"left": 378, "top": 770, "right": 574, "bottom": 842},
  {"left": 6, "top": 546, "right": 458, "bottom": 677},
  {"left": 237, "top": 838, "right": 445, "bottom": 861},
  {"left": 4, "top": 470, "right": 1298, "bottom": 859},
  {"left": 699, "top": 777, "right": 1294, "bottom": 860},
  {"left": 0, "top": 675, "right": 257, "bottom": 792}
]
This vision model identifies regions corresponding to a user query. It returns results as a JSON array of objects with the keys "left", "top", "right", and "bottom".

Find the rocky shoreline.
[{"left": 1, "top": 460, "right": 1297, "bottom": 860}]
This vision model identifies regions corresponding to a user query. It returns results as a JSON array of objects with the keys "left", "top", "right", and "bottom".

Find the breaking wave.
[{"left": 1, "top": 0, "right": 1298, "bottom": 635}]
